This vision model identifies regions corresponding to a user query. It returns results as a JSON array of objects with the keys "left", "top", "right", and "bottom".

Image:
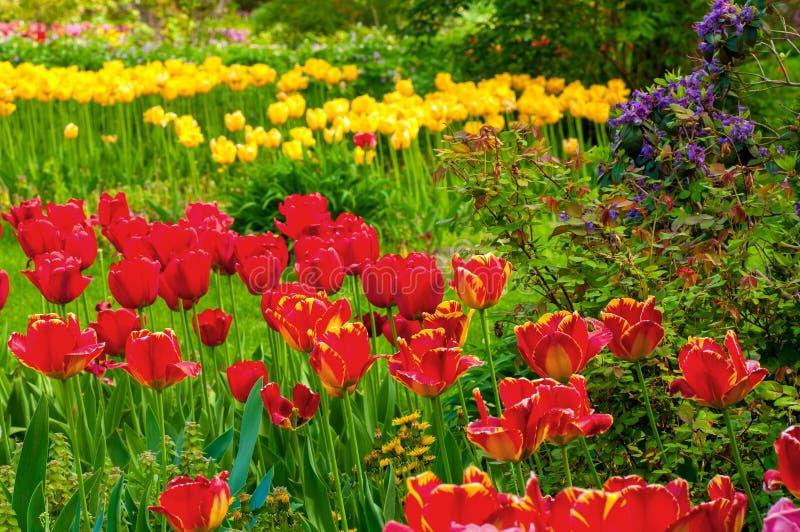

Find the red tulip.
[
  {"left": 549, "top": 476, "right": 692, "bottom": 531},
  {"left": 354, "top": 131, "right": 377, "bottom": 149},
  {"left": 451, "top": 253, "right": 512, "bottom": 310},
  {"left": 62, "top": 224, "right": 97, "bottom": 270},
  {"left": 97, "top": 192, "right": 131, "bottom": 228},
  {"left": 104, "top": 216, "right": 150, "bottom": 254},
  {"left": 601, "top": 297, "right": 664, "bottom": 361},
  {"left": 236, "top": 254, "right": 283, "bottom": 295},
  {"left": 381, "top": 313, "right": 422, "bottom": 346},
  {"left": 192, "top": 308, "right": 233, "bottom": 347},
  {"left": 2, "top": 197, "right": 43, "bottom": 229},
  {"left": 146, "top": 222, "right": 198, "bottom": 268},
  {"left": 294, "top": 240, "right": 346, "bottom": 294},
  {"left": 226, "top": 360, "right": 268, "bottom": 403},
  {"left": 15, "top": 217, "right": 62, "bottom": 259},
  {"left": 764, "top": 425, "right": 800, "bottom": 498},
  {"left": 108, "top": 257, "right": 160, "bottom": 309},
  {"left": 198, "top": 229, "right": 238, "bottom": 275},
  {"left": 149, "top": 471, "right": 231, "bottom": 532},
  {"left": 45, "top": 199, "right": 88, "bottom": 233},
  {"left": 8, "top": 313, "right": 105, "bottom": 379},
  {"left": 395, "top": 253, "right": 445, "bottom": 320},
  {"left": 0, "top": 270, "right": 8, "bottom": 312},
  {"left": 162, "top": 249, "right": 212, "bottom": 303},
  {"left": 260, "top": 282, "right": 320, "bottom": 320},
  {"left": 182, "top": 202, "right": 233, "bottom": 232},
  {"left": 501, "top": 375, "right": 613, "bottom": 446},
  {"left": 515, "top": 311, "right": 612, "bottom": 382},
  {"left": 90, "top": 308, "right": 141, "bottom": 356},
  {"left": 332, "top": 213, "right": 380, "bottom": 275},
  {"left": 467, "top": 386, "right": 550, "bottom": 463},
  {"left": 763, "top": 498, "right": 800, "bottom": 532},
  {"left": 422, "top": 300, "right": 472, "bottom": 346},
  {"left": 158, "top": 279, "right": 193, "bottom": 313},
  {"left": 22, "top": 251, "right": 92, "bottom": 304},
  {"left": 669, "top": 330, "right": 768, "bottom": 409},
  {"left": 234, "top": 232, "right": 288, "bottom": 271},
  {"left": 385, "top": 466, "right": 554, "bottom": 531},
  {"left": 388, "top": 328, "right": 483, "bottom": 398},
  {"left": 113, "top": 329, "right": 200, "bottom": 391},
  {"left": 361, "top": 253, "right": 402, "bottom": 308},
  {"left": 263, "top": 294, "right": 351, "bottom": 352},
  {"left": 667, "top": 475, "right": 747, "bottom": 531},
  {"left": 261, "top": 381, "right": 320, "bottom": 430},
  {"left": 309, "top": 322, "right": 377, "bottom": 398},
  {"left": 274, "top": 192, "right": 333, "bottom": 240}
]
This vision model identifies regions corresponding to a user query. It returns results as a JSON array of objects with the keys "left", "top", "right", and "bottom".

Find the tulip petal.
[{"left": 619, "top": 320, "right": 664, "bottom": 361}]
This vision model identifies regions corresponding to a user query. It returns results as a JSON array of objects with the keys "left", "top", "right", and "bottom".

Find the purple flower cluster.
[{"left": 696, "top": 0, "right": 756, "bottom": 50}]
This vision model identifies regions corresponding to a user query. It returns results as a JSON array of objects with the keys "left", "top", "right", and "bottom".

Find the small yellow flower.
[
  {"left": 281, "top": 140, "right": 305, "bottom": 161},
  {"left": 101, "top": 134, "right": 118, "bottom": 144},
  {"left": 64, "top": 123, "right": 79, "bottom": 139},
  {"left": 210, "top": 135, "right": 236, "bottom": 165}
]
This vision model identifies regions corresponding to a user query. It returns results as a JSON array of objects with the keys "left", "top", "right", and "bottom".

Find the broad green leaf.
[
  {"left": 250, "top": 467, "right": 274, "bottom": 510},
  {"left": 229, "top": 378, "right": 263, "bottom": 495},
  {"left": 25, "top": 482, "right": 45, "bottom": 532},
  {"left": 106, "top": 474, "right": 125, "bottom": 532},
  {"left": 13, "top": 395, "right": 48, "bottom": 532},
  {"left": 302, "top": 438, "right": 335, "bottom": 531},
  {"left": 51, "top": 488, "right": 81, "bottom": 532},
  {"left": 204, "top": 427, "right": 234, "bottom": 461}
]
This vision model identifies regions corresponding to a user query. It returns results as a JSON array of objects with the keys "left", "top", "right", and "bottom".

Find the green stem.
[
  {"left": 479, "top": 309, "right": 502, "bottom": 416},
  {"left": 579, "top": 436, "right": 602, "bottom": 489},
  {"left": 64, "top": 379, "right": 91, "bottom": 530},
  {"left": 561, "top": 444, "right": 573, "bottom": 487},
  {"left": 343, "top": 393, "right": 366, "bottom": 493},
  {"left": 514, "top": 461, "right": 526, "bottom": 496},
  {"left": 723, "top": 408, "right": 761, "bottom": 523},
  {"left": 321, "top": 398, "right": 349, "bottom": 531},
  {"left": 156, "top": 391, "right": 169, "bottom": 532},
  {"left": 633, "top": 361, "right": 666, "bottom": 463},
  {"left": 191, "top": 305, "right": 216, "bottom": 435},
  {"left": 227, "top": 275, "right": 243, "bottom": 359},
  {"left": 431, "top": 395, "right": 454, "bottom": 483}
]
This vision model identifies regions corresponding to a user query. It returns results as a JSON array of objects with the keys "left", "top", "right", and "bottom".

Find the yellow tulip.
[
  {"left": 267, "top": 102, "right": 289, "bottom": 125},
  {"left": 281, "top": 140, "right": 305, "bottom": 161},
  {"left": 224, "top": 110, "right": 246, "bottom": 133},
  {"left": 64, "top": 123, "right": 79, "bottom": 139},
  {"left": 305, "top": 108, "right": 327, "bottom": 131},
  {"left": 237, "top": 142, "right": 258, "bottom": 163}
]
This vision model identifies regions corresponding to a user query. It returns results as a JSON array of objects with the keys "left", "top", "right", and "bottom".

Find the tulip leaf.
[
  {"left": 380, "top": 374, "right": 398, "bottom": 430},
  {"left": 230, "top": 377, "right": 263, "bottom": 495},
  {"left": 443, "top": 429, "right": 463, "bottom": 482},
  {"left": 250, "top": 467, "right": 274, "bottom": 510},
  {"left": 104, "top": 376, "right": 129, "bottom": 431},
  {"left": 13, "top": 395, "right": 48, "bottom": 532},
  {"left": 145, "top": 405, "right": 160, "bottom": 453},
  {"left": 106, "top": 474, "right": 125, "bottom": 532},
  {"left": 204, "top": 427, "right": 234, "bottom": 461},
  {"left": 25, "top": 482, "right": 45, "bottom": 532},
  {"left": 107, "top": 430, "right": 130, "bottom": 468},
  {"left": 52, "top": 488, "right": 81, "bottom": 532},
  {"left": 302, "top": 438, "right": 335, "bottom": 531},
  {"left": 382, "top": 465, "right": 398, "bottom": 522},
  {"left": 357, "top": 482, "right": 384, "bottom": 532},
  {"left": 92, "top": 509, "right": 105, "bottom": 532},
  {"left": 134, "top": 479, "right": 152, "bottom": 532}
]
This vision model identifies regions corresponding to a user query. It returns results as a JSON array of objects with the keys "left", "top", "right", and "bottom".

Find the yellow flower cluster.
[
  {"left": 0, "top": 56, "right": 360, "bottom": 108},
  {"left": 364, "top": 412, "right": 436, "bottom": 485},
  {"left": 144, "top": 105, "right": 205, "bottom": 148}
]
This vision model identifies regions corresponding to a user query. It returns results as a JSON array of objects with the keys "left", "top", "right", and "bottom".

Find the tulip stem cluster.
[
  {"left": 343, "top": 392, "right": 366, "bottom": 495},
  {"left": 320, "top": 399, "right": 349, "bottom": 532},
  {"left": 633, "top": 361, "right": 667, "bottom": 463},
  {"left": 722, "top": 408, "right": 761, "bottom": 524}
]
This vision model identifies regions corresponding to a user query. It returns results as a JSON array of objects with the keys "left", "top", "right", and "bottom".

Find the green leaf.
[
  {"left": 230, "top": 378, "right": 264, "bottom": 495},
  {"left": 382, "top": 465, "right": 398, "bottom": 522},
  {"left": 25, "top": 482, "right": 45, "bottom": 532},
  {"left": 13, "top": 395, "right": 48, "bottom": 532},
  {"left": 145, "top": 405, "right": 160, "bottom": 454},
  {"left": 134, "top": 479, "right": 152, "bottom": 532},
  {"left": 51, "top": 488, "right": 81, "bottom": 532},
  {"left": 204, "top": 428, "right": 234, "bottom": 461},
  {"left": 250, "top": 467, "right": 274, "bottom": 510},
  {"left": 104, "top": 376, "right": 129, "bottom": 432},
  {"left": 106, "top": 474, "right": 125, "bottom": 532},
  {"left": 302, "top": 438, "right": 335, "bottom": 531}
]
